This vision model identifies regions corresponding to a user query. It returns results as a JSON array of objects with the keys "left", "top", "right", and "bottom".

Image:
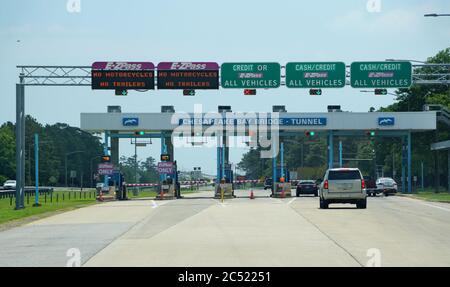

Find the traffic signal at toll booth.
[
  {"left": 161, "top": 154, "right": 171, "bottom": 161},
  {"left": 183, "top": 89, "right": 195, "bottom": 96},
  {"left": 305, "top": 131, "right": 316, "bottom": 137},
  {"left": 134, "top": 131, "right": 145, "bottom": 136},
  {"left": 101, "top": 155, "right": 111, "bottom": 163},
  {"left": 115, "top": 89, "right": 128, "bottom": 96},
  {"left": 309, "top": 89, "right": 322, "bottom": 96},
  {"left": 244, "top": 89, "right": 257, "bottom": 95},
  {"left": 366, "top": 131, "right": 376, "bottom": 137},
  {"left": 374, "top": 89, "right": 388, "bottom": 95}
]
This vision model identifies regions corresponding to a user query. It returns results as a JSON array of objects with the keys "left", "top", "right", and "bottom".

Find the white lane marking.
[
  {"left": 210, "top": 198, "right": 228, "bottom": 207},
  {"left": 288, "top": 198, "right": 296, "bottom": 205},
  {"left": 402, "top": 196, "right": 450, "bottom": 212},
  {"left": 151, "top": 200, "right": 158, "bottom": 208}
]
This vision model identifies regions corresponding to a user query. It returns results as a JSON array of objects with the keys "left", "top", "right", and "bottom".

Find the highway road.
[{"left": 0, "top": 189, "right": 449, "bottom": 266}]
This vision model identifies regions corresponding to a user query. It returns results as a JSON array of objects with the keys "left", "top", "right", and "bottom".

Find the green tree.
[{"left": 0, "top": 123, "right": 16, "bottom": 184}]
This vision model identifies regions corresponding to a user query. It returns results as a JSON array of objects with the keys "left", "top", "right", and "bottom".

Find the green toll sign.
[
  {"left": 286, "top": 62, "right": 346, "bottom": 88},
  {"left": 350, "top": 61, "right": 412, "bottom": 88},
  {"left": 221, "top": 62, "right": 281, "bottom": 89}
]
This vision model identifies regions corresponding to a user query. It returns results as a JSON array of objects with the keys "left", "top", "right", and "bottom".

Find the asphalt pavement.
[{"left": 0, "top": 189, "right": 449, "bottom": 267}]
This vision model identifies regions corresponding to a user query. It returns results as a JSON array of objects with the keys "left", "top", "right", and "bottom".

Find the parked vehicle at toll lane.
[
  {"left": 376, "top": 177, "right": 398, "bottom": 196},
  {"left": 296, "top": 180, "right": 318, "bottom": 197},
  {"left": 319, "top": 168, "right": 367, "bottom": 209},
  {"left": 263, "top": 178, "right": 272, "bottom": 190}
]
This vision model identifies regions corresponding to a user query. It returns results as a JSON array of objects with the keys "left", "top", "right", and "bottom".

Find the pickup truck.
[{"left": 363, "top": 176, "right": 379, "bottom": 197}]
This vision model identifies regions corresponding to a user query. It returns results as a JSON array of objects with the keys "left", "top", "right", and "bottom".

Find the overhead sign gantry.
[
  {"left": 220, "top": 62, "right": 281, "bottom": 89},
  {"left": 156, "top": 62, "right": 219, "bottom": 90},
  {"left": 350, "top": 61, "right": 413, "bottom": 88},
  {"left": 13, "top": 61, "right": 450, "bottom": 208},
  {"left": 91, "top": 62, "right": 155, "bottom": 90},
  {"left": 286, "top": 62, "right": 346, "bottom": 88}
]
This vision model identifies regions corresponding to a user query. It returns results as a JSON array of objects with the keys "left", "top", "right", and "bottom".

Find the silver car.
[
  {"left": 376, "top": 177, "right": 398, "bottom": 196},
  {"left": 2, "top": 180, "right": 16, "bottom": 190},
  {"left": 319, "top": 168, "right": 367, "bottom": 209}
]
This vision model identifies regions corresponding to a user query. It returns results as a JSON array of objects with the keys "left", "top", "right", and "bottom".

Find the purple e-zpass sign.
[
  {"left": 157, "top": 62, "right": 219, "bottom": 90},
  {"left": 157, "top": 162, "right": 174, "bottom": 174},
  {"left": 91, "top": 61, "right": 155, "bottom": 90}
]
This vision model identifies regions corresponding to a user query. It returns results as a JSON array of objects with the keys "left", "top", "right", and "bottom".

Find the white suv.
[{"left": 319, "top": 168, "right": 367, "bottom": 209}]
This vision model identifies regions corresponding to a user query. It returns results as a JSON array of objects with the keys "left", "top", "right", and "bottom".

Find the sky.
[{"left": 0, "top": 0, "right": 449, "bottom": 175}]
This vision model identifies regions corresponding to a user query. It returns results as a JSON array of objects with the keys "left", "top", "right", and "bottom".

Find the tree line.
[{"left": 0, "top": 116, "right": 159, "bottom": 187}]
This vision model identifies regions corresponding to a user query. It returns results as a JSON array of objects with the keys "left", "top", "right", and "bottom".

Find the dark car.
[
  {"left": 263, "top": 178, "right": 272, "bottom": 190},
  {"left": 296, "top": 180, "right": 318, "bottom": 197},
  {"left": 363, "top": 176, "right": 379, "bottom": 196}
]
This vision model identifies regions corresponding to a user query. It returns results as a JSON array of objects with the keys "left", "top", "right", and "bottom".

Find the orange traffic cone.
[{"left": 250, "top": 190, "right": 255, "bottom": 199}]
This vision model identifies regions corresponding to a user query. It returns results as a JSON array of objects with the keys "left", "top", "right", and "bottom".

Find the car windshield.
[
  {"left": 328, "top": 170, "right": 361, "bottom": 180},
  {"left": 300, "top": 181, "right": 315, "bottom": 184},
  {"left": 380, "top": 178, "right": 395, "bottom": 184}
]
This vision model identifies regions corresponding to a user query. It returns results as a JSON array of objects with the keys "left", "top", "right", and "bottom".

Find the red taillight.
[
  {"left": 361, "top": 179, "right": 366, "bottom": 189},
  {"left": 324, "top": 180, "right": 329, "bottom": 189}
]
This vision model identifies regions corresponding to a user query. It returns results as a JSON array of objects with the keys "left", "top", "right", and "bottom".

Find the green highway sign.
[
  {"left": 286, "top": 62, "right": 346, "bottom": 88},
  {"left": 350, "top": 61, "right": 412, "bottom": 88},
  {"left": 221, "top": 62, "right": 281, "bottom": 89}
]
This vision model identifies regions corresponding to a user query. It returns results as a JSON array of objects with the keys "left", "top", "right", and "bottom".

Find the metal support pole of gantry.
[
  {"left": 407, "top": 131, "right": 412, "bottom": 193},
  {"left": 15, "top": 76, "right": 25, "bottom": 210}
]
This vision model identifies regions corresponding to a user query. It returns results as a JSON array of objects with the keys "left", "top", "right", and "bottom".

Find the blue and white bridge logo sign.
[
  {"left": 378, "top": 117, "right": 395, "bottom": 126},
  {"left": 122, "top": 117, "right": 139, "bottom": 126}
]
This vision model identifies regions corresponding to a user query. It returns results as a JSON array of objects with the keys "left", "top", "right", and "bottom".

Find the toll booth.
[
  {"left": 111, "top": 171, "right": 127, "bottom": 200},
  {"left": 214, "top": 166, "right": 234, "bottom": 199},
  {"left": 273, "top": 167, "right": 292, "bottom": 198},
  {"left": 157, "top": 161, "right": 179, "bottom": 200}
]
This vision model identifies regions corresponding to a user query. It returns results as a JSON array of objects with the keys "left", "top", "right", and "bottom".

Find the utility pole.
[
  {"left": 135, "top": 138, "right": 138, "bottom": 183},
  {"left": 421, "top": 161, "right": 424, "bottom": 190},
  {"left": 65, "top": 151, "right": 84, "bottom": 187},
  {"left": 392, "top": 146, "right": 396, "bottom": 179}
]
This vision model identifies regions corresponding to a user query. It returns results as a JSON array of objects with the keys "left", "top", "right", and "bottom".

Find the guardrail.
[
  {"left": 0, "top": 187, "right": 54, "bottom": 199},
  {"left": 437, "top": 107, "right": 450, "bottom": 127}
]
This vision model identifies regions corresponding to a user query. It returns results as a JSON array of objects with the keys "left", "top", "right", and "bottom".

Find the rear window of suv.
[{"left": 328, "top": 170, "right": 361, "bottom": 180}]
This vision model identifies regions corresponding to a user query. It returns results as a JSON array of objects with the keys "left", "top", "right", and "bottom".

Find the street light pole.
[
  {"left": 424, "top": 13, "right": 450, "bottom": 17},
  {"left": 65, "top": 151, "right": 84, "bottom": 187},
  {"left": 90, "top": 155, "right": 102, "bottom": 188}
]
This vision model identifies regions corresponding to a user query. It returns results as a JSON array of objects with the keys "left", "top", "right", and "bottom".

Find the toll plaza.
[
  {"left": 81, "top": 107, "right": 436, "bottom": 197},
  {"left": 13, "top": 61, "right": 448, "bottom": 207}
]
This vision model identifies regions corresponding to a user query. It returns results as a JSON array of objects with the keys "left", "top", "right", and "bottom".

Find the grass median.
[
  {"left": 400, "top": 188, "right": 450, "bottom": 203},
  {"left": 0, "top": 189, "right": 99, "bottom": 226},
  {"left": 0, "top": 186, "right": 205, "bottom": 227}
]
